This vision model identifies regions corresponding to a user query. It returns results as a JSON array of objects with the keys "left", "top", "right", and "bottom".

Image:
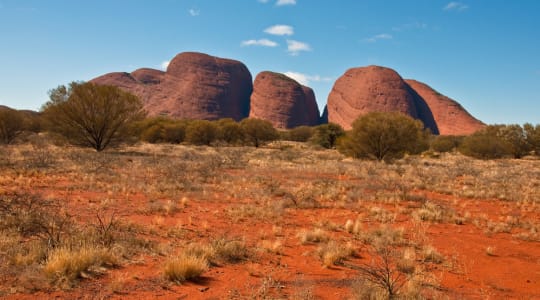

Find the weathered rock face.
[
  {"left": 301, "top": 86, "right": 321, "bottom": 126},
  {"left": 405, "top": 80, "right": 485, "bottom": 135},
  {"left": 327, "top": 66, "right": 420, "bottom": 130},
  {"left": 91, "top": 52, "right": 252, "bottom": 121},
  {"left": 327, "top": 65, "right": 483, "bottom": 135},
  {"left": 249, "top": 71, "right": 320, "bottom": 129}
]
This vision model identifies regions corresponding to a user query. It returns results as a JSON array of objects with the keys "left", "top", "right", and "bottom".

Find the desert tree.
[
  {"left": 216, "top": 118, "right": 244, "bottom": 145},
  {"left": 240, "top": 118, "right": 278, "bottom": 147},
  {"left": 0, "top": 108, "right": 26, "bottom": 144},
  {"left": 185, "top": 120, "right": 218, "bottom": 146},
  {"left": 309, "top": 123, "right": 345, "bottom": 148},
  {"left": 459, "top": 124, "right": 531, "bottom": 159},
  {"left": 284, "top": 125, "right": 315, "bottom": 142},
  {"left": 42, "top": 82, "right": 145, "bottom": 151},
  {"left": 429, "top": 135, "right": 464, "bottom": 153},
  {"left": 524, "top": 123, "right": 540, "bottom": 156},
  {"left": 339, "top": 112, "right": 429, "bottom": 161}
]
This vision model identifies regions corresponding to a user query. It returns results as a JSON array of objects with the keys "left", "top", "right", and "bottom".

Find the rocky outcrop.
[
  {"left": 327, "top": 65, "right": 482, "bottom": 134},
  {"left": 327, "top": 66, "right": 420, "bottom": 130},
  {"left": 405, "top": 80, "right": 485, "bottom": 135},
  {"left": 91, "top": 52, "right": 252, "bottom": 121},
  {"left": 249, "top": 71, "right": 320, "bottom": 129}
]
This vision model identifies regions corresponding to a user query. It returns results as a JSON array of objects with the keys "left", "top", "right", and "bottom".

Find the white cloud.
[
  {"left": 287, "top": 40, "right": 311, "bottom": 55},
  {"left": 258, "top": 0, "right": 270, "bottom": 3},
  {"left": 364, "top": 33, "right": 393, "bottom": 43},
  {"left": 189, "top": 8, "right": 200, "bottom": 16},
  {"left": 241, "top": 39, "right": 279, "bottom": 47},
  {"left": 283, "top": 71, "right": 332, "bottom": 86},
  {"left": 444, "top": 2, "right": 468, "bottom": 11},
  {"left": 161, "top": 61, "right": 170, "bottom": 70},
  {"left": 276, "top": 0, "right": 296, "bottom": 5},
  {"left": 264, "top": 24, "right": 294, "bottom": 36}
]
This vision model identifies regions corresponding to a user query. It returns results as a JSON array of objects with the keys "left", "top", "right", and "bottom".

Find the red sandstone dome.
[
  {"left": 405, "top": 79, "right": 485, "bottom": 135},
  {"left": 327, "top": 65, "right": 483, "bottom": 135},
  {"left": 91, "top": 52, "right": 252, "bottom": 121},
  {"left": 249, "top": 71, "right": 320, "bottom": 129}
]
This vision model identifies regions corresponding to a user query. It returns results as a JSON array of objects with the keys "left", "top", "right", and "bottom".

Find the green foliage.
[
  {"left": 524, "top": 123, "right": 540, "bottom": 156},
  {"left": 162, "top": 122, "right": 187, "bottom": 144},
  {"left": 459, "top": 131, "right": 511, "bottom": 159},
  {"left": 136, "top": 117, "right": 186, "bottom": 144},
  {"left": 0, "top": 108, "right": 26, "bottom": 144},
  {"left": 216, "top": 118, "right": 244, "bottom": 145},
  {"left": 240, "top": 118, "right": 278, "bottom": 147},
  {"left": 283, "top": 126, "right": 315, "bottom": 142},
  {"left": 309, "top": 123, "right": 345, "bottom": 149},
  {"left": 459, "top": 124, "right": 533, "bottom": 159},
  {"left": 430, "top": 135, "right": 464, "bottom": 153},
  {"left": 497, "top": 124, "right": 531, "bottom": 158},
  {"left": 185, "top": 120, "right": 218, "bottom": 146},
  {"left": 42, "top": 82, "right": 145, "bottom": 151},
  {"left": 339, "top": 112, "right": 429, "bottom": 161}
]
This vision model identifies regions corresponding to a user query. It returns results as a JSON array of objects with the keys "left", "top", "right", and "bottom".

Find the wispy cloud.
[
  {"left": 444, "top": 2, "right": 468, "bottom": 11},
  {"left": 257, "top": 0, "right": 270, "bottom": 3},
  {"left": 363, "top": 33, "right": 393, "bottom": 43},
  {"left": 161, "top": 61, "right": 170, "bottom": 70},
  {"left": 287, "top": 40, "right": 311, "bottom": 55},
  {"left": 241, "top": 39, "right": 279, "bottom": 47},
  {"left": 276, "top": 0, "right": 296, "bottom": 5},
  {"left": 392, "top": 22, "right": 427, "bottom": 32},
  {"left": 188, "top": 8, "right": 200, "bottom": 16},
  {"left": 264, "top": 24, "right": 294, "bottom": 36},
  {"left": 283, "top": 71, "right": 332, "bottom": 86}
]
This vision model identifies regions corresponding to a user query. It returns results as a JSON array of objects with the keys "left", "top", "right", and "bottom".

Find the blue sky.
[{"left": 0, "top": 0, "right": 539, "bottom": 124}]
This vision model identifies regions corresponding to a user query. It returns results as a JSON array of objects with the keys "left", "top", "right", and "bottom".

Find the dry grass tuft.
[
  {"left": 297, "top": 228, "right": 329, "bottom": 244},
  {"left": 44, "top": 245, "right": 120, "bottom": 286},
  {"left": 163, "top": 254, "right": 208, "bottom": 284},
  {"left": 317, "top": 241, "right": 356, "bottom": 268}
]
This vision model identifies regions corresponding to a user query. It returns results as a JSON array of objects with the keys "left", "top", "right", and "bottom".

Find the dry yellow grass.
[
  {"left": 44, "top": 245, "right": 120, "bottom": 284},
  {"left": 297, "top": 228, "right": 329, "bottom": 244},
  {"left": 163, "top": 254, "right": 208, "bottom": 283}
]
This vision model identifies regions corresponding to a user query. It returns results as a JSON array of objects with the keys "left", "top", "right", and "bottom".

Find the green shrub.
[
  {"left": 338, "top": 112, "right": 430, "bottom": 161},
  {"left": 284, "top": 126, "right": 315, "bottom": 142},
  {"left": 309, "top": 123, "right": 344, "bottom": 149},
  {"left": 162, "top": 122, "right": 187, "bottom": 144},
  {"left": 185, "top": 120, "right": 218, "bottom": 146},
  {"left": 524, "top": 123, "right": 540, "bottom": 155},
  {"left": 430, "top": 135, "right": 464, "bottom": 153},
  {"left": 216, "top": 118, "right": 244, "bottom": 145},
  {"left": 240, "top": 118, "right": 278, "bottom": 147},
  {"left": 459, "top": 125, "right": 530, "bottom": 159},
  {"left": 0, "top": 108, "right": 26, "bottom": 144}
]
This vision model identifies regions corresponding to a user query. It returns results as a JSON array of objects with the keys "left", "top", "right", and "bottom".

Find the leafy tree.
[
  {"left": 339, "top": 112, "right": 429, "bottom": 161},
  {"left": 284, "top": 126, "right": 314, "bottom": 142},
  {"left": 240, "top": 118, "right": 278, "bottom": 147},
  {"left": 497, "top": 124, "right": 531, "bottom": 158},
  {"left": 309, "top": 123, "right": 345, "bottom": 149},
  {"left": 162, "top": 121, "right": 187, "bottom": 144},
  {"left": 430, "top": 135, "right": 464, "bottom": 153},
  {"left": 185, "top": 120, "right": 218, "bottom": 146},
  {"left": 459, "top": 124, "right": 531, "bottom": 159},
  {"left": 42, "top": 82, "right": 145, "bottom": 151},
  {"left": 136, "top": 117, "right": 186, "bottom": 144},
  {"left": 216, "top": 118, "right": 244, "bottom": 145},
  {"left": 459, "top": 127, "right": 511, "bottom": 159},
  {"left": 524, "top": 123, "right": 540, "bottom": 156},
  {"left": 0, "top": 108, "right": 26, "bottom": 144}
]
